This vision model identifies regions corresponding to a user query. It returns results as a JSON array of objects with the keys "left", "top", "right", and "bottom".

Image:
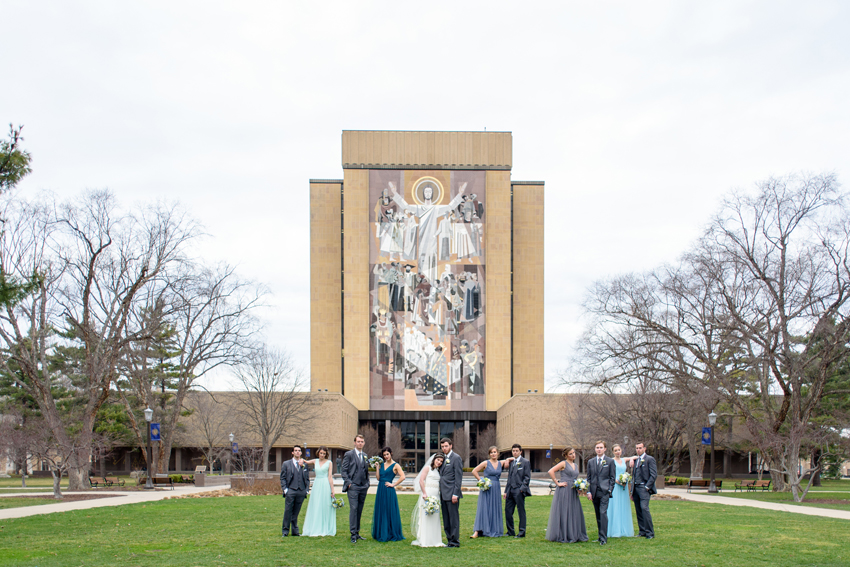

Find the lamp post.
[
  {"left": 144, "top": 407, "right": 154, "bottom": 490},
  {"left": 708, "top": 411, "right": 718, "bottom": 494},
  {"left": 228, "top": 433, "right": 235, "bottom": 475}
]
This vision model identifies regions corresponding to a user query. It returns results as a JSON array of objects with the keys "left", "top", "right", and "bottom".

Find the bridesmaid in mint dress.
[
  {"left": 301, "top": 447, "right": 337, "bottom": 537},
  {"left": 372, "top": 447, "right": 406, "bottom": 542},
  {"left": 608, "top": 444, "right": 635, "bottom": 538}
]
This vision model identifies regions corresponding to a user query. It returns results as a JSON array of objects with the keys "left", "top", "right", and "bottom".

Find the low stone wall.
[
  {"left": 194, "top": 473, "right": 234, "bottom": 488},
  {"left": 231, "top": 475, "right": 281, "bottom": 495}
]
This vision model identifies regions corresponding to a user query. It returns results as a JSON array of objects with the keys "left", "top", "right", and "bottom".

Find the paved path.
[
  {"left": 657, "top": 489, "right": 850, "bottom": 520},
  {"left": 0, "top": 482, "right": 230, "bottom": 520}
]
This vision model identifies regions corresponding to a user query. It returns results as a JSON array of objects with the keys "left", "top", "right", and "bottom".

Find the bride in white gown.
[{"left": 411, "top": 453, "right": 445, "bottom": 547}]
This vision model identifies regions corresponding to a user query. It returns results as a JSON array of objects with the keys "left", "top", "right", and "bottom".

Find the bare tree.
[
  {"left": 384, "top": 424, "right": 408, "bottom": 463},
  {"left": 185, "top": 390, "right": 233, "bottom": 473},
  {"left": 358, "top": 423, "right": 381, "bottom": 459},
  {"left": 116, "top": 263, "right": 263, "bottom": 473},
  {"left": 472, "top": 424, "right": 497, "bottom": 463},
  {"left": 232, "top": 347, "right": 310, "bottom": 472},
  {"left": 451, "top": 427, "right": 469, "bottom": 467}
]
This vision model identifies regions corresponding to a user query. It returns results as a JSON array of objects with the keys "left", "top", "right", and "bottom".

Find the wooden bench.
[
  {"left": 88, "top": 477, "right": 100, "bottom": 488},
  {"left": 687, "top": 478, "right": 722, "bottom": 492},
  {"left": 734, "top": 480, "right": 755, "bottom": 492},
  {"left": 751, "top": 480, "right": 771, "bottom": 492},
  {"left": 153, "top": 476, "right": 174, "bottom": 489},
  {"left": 102, "top": 476, "right": 125, "bottom": 487}
]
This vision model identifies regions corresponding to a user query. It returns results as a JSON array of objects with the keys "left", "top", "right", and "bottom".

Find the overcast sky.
[{"left": 4, "top": 1, "right": 849, "bottom": 391}]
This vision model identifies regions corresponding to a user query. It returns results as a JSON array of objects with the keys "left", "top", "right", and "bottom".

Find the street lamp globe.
[
  {"left": 144, "top": 407, "right": 153, "bottom": 422},
  {"left": 708, "top": 411, "right": 717, "bottom": 426},
  {"left": 229, "top": 433, "right": 234, "bottom": 443}
]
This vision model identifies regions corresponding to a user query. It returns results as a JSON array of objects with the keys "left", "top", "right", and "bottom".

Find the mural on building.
[{"left": 369, "top": 170, "right": 486, "bottom": 411}]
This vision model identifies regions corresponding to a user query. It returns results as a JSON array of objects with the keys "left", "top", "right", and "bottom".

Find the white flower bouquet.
[
  {"left": 332, "top": 497, "right": 346, "bottom": 509},
  {"left": 477, "top": 477, "right": 492, "bottom": 491},
  {"left": 573, "top": 478, "right": 589, "bottom": 492},
  {"left": 423, "top": 496, "right": 440, "bottom": 515},
  {"left": 618, "top": 472, "right": 632, "bottom": 486},
  {"left": 368, "top": 456, "right": 384, "bottom": 469}
]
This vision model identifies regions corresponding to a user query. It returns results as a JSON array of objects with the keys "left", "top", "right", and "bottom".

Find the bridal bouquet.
[
  {"left": 573, "top": 478, "right": 589, "bottom": 492},
  {"left": 423, "top": 496, "right": 440, "bottom": 515},
  {"left": 332, "top": 497, "right": 346, "bottom": 509},
  {"left": 618, "top": 472, "right": 632, "bottom": 486},
  {"left": 368, "top": 456, "right": 384, "bottom": 469},
  {"left": 477, "top": 478, "right": 492, "bottom": 491}
]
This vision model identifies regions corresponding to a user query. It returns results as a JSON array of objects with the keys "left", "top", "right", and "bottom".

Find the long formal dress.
[
  {"left": 411, "top": 466, "right": 443, "bottom": 547},
  {"left": 472, "top": 460, "right": 504, "bottom": 537},
  {"left": 301, "top": 460, "right": 335, "bottom": 537},
  {"left": 372, "top": 463, "right": 405, "bottom": 542},
  {"left": 608, "top": 459, "right": 634, "bottom": 537},
  {"left": 546, "top": 463, "right": 588, "bottom": 543}
]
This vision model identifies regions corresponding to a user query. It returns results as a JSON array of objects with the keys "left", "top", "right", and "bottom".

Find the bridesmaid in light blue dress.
[
  {"left": 608, "top": 444, "right": 635, "bottom": 538},
  {"left": 301, "top": 447, "right": 337, "bottom": 537}
]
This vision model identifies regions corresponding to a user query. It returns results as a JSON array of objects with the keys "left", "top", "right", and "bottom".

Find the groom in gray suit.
[
  {"left": 340, "top": 434, "right": 370, "bottom": 543},
  {"left": 439, "top": 438, "right": 463, "bottom": 547},
  {"left": 280, "top": 446, "right": 310, "bottom": 536},
  {"left": 504, "top": 443, "right": 531, "bottom": 538},
  {"left": 632, "top": 441, "right": 657, "bottom": 539},
  {"left": 586, "top": 440, "right": 615, "bottom": 545}
]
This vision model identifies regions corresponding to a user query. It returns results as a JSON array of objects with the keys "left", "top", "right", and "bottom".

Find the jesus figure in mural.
[{"left": 389, "top": 181, "right": 466, "bottom": 284}]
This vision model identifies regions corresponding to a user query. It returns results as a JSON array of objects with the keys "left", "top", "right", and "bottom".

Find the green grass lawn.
[
  {"left": 715, "top": 490, "right": 850, "bottom": 511},
  {"left": 0, "top": 497, "right": 66, "bottom": 510},
  {"left": 1, "top": 494, "right": 848, "bottom": 567}
]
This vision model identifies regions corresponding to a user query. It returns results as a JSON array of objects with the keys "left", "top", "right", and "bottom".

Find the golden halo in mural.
[{"left": 411, "top": 177, "right": 444, "bottom": 205}]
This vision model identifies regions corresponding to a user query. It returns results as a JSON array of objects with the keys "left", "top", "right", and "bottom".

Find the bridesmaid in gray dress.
[{"left": 546, "top": 447, "right": 588, "bottom": 543}]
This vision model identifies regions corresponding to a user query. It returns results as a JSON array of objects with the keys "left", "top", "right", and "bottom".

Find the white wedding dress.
[{"left": 411, "top": 463, "right": 444, "bottom": 547}]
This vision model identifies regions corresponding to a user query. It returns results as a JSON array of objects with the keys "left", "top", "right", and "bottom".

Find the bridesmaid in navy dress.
[
  {"left": 470, "top": 446, "right": 514, "bottom": 538},
  {"left": 371, "top": 446, "right": 406, "bottom": 542}
]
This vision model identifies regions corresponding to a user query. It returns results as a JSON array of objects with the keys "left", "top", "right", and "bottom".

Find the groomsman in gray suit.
[
  {"left": 504, "top": 443, "right": 531, "bottom": 538},
  {"left": 341, "top": 434, "right": 370, "bottom": 543},
  {"left": 631, "top": 441, "right": 657, "bottom": 539},
  {"left": 280, "top": 446, "right": 310, "bottom": 536},
  {"left": 439, "top": 438, "right": 464, "bottom": 547},
  {"left": 586, "top": 440, "right": 616, "bottom": 545}
]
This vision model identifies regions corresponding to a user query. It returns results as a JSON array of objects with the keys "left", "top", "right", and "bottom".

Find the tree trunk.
[
  {"left": 67, "top": 466, "right": 88, "bottom": 492},
  {"left": 52, "top": 470, "right": 63, "bottom": 499},
  {"left": 811, "top": 448, "right": 822, "bottom": 487},
  {"left": 263, "top": 443, "right": 270, "bottom": 473},
  {"left": 687, "top": 433, "right": 706, "bottom": 478}
]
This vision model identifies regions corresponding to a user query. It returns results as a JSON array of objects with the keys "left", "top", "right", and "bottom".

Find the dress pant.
[
  {"left": 441, "top": 498, "right": 460, "bottom": 546},
  {"left": 633, "top": 486, "right": 654, "bottom": 537},
  {"left": 504, "top": 488, "right": 527, "bottom": 536},
  {"left": 282, "top": 488, "right": 307, "bottom": 535},
  {"left": 591, "top": 490, "right": 610, "bottom": 542},
  {"left": 347, "top": 484, "right": 368, "bottom": 536}
]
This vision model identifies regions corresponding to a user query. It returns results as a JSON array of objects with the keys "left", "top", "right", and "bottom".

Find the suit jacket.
[
  {"left": 340, "top": 449, "right": 369, "bottom": 492},
  {"left": 438, "top": 451, "right": 463, "bottom": 501},
  {"left": 633, "top": 454, "right": 658, "bottom": 495},
  {"left": 507, "top": 456, "right": 532, "bottom": 496},
  {"left": 587, "top": 455, "right": 616, "bottom": 497},
  {"left": 279, "top": 459, "right": 310, "bottom": 495}
]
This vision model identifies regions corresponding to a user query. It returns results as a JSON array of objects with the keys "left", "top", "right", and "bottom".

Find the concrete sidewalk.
[
  {"left": 658, "top": 489, "right": 850, "bottom": 520},
  {"left": 0, "top": 482, "right": 230, "bottom": 520}
]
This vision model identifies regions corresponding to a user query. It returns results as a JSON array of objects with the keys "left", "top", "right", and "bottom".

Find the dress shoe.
[
  {"left": 599, "top": 541, "right": 606, "bottom": 546},
  {"left": 514, "top": 534, "right": 525, "bottom": 538},
  {"left": 355, "top": 535, "right": 366, "bottom": 541},
  {"left": 282, "top": 533, "right": 288, "bottom": 537},
  {"left": 645, "top": 535, "right": 654, "bottom": 539},
  {"left": 292, "top": 533, "right": 300, "bottom": 537},
  {"left": 350, "top": 536, "right": 357, "bottom": 543}
]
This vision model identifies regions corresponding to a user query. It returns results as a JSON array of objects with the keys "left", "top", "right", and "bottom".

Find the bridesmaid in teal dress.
[
  {"left": 372, "top": 447, "right": 406, "bottom": 542},
  {"left": 301, "top": 446, "right": 337, "bottom": 537},
  {"left": 608, "top": 444, "right": 635, "bottom": 538}
]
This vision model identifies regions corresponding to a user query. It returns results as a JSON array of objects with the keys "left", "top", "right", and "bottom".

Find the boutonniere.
[
  {"left": 601, "top": 458, "right": 607, "bottom": 466},
  {"left": 445, "top": 458, "right": 451, "bottom": 465}
]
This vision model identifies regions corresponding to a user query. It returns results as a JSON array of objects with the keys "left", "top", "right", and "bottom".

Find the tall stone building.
[{"left": 310, "top": 130, "right": 545, "bottom": 470}]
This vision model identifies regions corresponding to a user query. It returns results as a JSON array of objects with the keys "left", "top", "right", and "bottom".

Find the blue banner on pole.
[
  {"left": 306, "top": 448, "right": 311, "bottom": 458},
  {"left": 701, "top": 427, "right": 712, "bottom": 445},
  {"left": 150, "top": 423, "right": 161, "bottom": 442},
  {"left": 232, "top": 442, "right": 238, "bottom": 454},
  {"left": 546, "top": 450, "right": 551, "bottom": 459}
]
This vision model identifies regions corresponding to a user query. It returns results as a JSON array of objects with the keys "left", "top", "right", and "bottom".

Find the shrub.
[{"left": 169, "top": 474, "right": 183, "bottom": 484}]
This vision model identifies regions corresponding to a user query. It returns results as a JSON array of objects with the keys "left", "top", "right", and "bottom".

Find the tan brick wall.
[
  {"left": 342, "top": 131, "right": 511, "bottom": 169},
  {"left": 486, "top": 170, "right": 513, "bottom": 410},
  {"left": 496, "top": 394, "right": 574, "bottom": 451},
  {"left": 310, "top": 182, "right": 342, "bottom": 392},
  {"left": 343, "top": 169, "right": 370, "bottom": 410},
  {"left": 512, "top": 184, "right": 544, "bottom": 395}
]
